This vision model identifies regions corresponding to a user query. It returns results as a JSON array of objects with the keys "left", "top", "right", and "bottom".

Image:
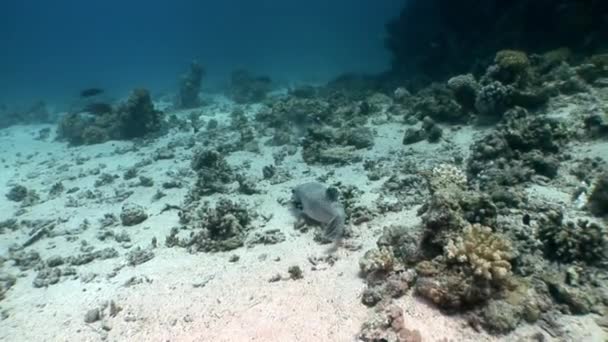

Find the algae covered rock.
[
  {"left": 0, "top": 272, "right": 17, "bottom": 302},
  {"left": 359, "top": 247, "right": 396, "bottom": 276},
  {"left": 120, "top": 202, "right": 148, "bottom": 226}
]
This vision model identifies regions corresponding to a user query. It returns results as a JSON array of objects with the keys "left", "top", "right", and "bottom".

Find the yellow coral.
[
  {"left": 445, "top": 224, "right": 513, "bottom": 281},
  {"left": 495, "top": 50, "right": 530, "bottom": 72}
]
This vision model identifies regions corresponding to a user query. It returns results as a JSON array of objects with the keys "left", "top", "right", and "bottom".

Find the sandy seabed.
[{"left": 0, "top": 93, "right": 607, "bottom": 342}]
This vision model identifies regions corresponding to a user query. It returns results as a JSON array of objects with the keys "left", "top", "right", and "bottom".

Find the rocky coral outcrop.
[
  {"left": 169, "top": 198, "right": 256, "bottom": 252},
  {"left": 189, "top": 149, "right": 234, "bottom": 197},
  {"left": 537, "top": 209, "right": 608, "bottom": 265},
  {"left": 57, "top": 88, "right": 164, "bottom": 145}
]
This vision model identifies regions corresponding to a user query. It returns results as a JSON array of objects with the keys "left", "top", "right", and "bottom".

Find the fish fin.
[{"left": 324, "top": 216, "right": 344, "bottom": 241}]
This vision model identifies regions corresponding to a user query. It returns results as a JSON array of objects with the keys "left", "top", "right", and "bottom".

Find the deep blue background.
[{"left": 0, "top": 0, "right": 403, "bottom": 107}]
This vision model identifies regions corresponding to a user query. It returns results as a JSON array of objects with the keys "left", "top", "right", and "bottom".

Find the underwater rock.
[
  {"left": 256, "top": 96, "right": 331, "bottom": 131},
  {"left": 179, "top": 61, "right": 204, "bottom": 108},
  {"left": 587, "top": 173, "right": 608, "bottom": 217},
  {"left": 468, "top": 108, "right": 570, "bottom": 187},
  {"left": 583, "top": 113, "right": 608, "bottom": 139},
  {"left": 361, "top": 269, "right": 416, "bottom": 308},
  {"left": 402, "top": 117, "right": 442, "bottom": 145},
  {"left": 246, "top": 229, "right": 286, "bottom": 247},
  {"left": 338, "top": 126, "right": 375, "bottom": 149},
  {"left": 153, "top": 146, "right": 175, "bottom": 160},
  {"left": 48, "top": 182, "right": 65, "bottom": 198},
  {"left": 116, "top": 88, "right": 164, "bottom": 139},
  {"left": 402, "top": 127, "right": 426, "bottom": 145},
  {"left": 0, "top": 219, "right": 18, "bottom": 234},
  {"left": 358, "top": 303, "right": 422, "bottom": 342},
  {"left": 94, "top": 173, "right": 117, "bottom": 188},
  {"left": 126, "top": 247, "right": 155, "bottom": 266},
  {"left": 376, "top": 225, "right": 423, "bottom": 266},
  {"left": 10, "top": 250, "right": 41, "bottom": 271},
  {"left": 120, "top": 202, "right": 148, "bottom": 226},
  {"left": 480, "top": 300, "right": 523, "bottom": 334},
  {"left": 45, "top": 256, "right": 65, "bottom": 268},
  {"left": 287, "top": 265, "right": 303, "bottom": 280},
  {"left": 411, "top": 83, "right": 467, "bottom": 123},
  {"left": 32, "top": 267, "right": 62, "bottom": 288},
  {"left": 229, "top": 69, "right": 271, "bottom": 104},
  {"left": 67, "top": 247, "right": 119, "bottom": 266},
  {"left": 0, "top": 273, "right": 17, "bottom": 302},
  {"left": 262, "top": 165, "right": 275, "bottom": 179},
  {"left": 84, "top": 308, "right": 101, "bottom": 323},
  {"left": 292, "top": 182, "right": 345, "bottom": 241},
  {"left": 301, "top": 125, "right": 372, "bottom": 165},
  {"left": 6, "top": 185, "right": 28, "bottom": 202},
  {"left": 543, "top": 274, "right": 595, "bottom": 315}
]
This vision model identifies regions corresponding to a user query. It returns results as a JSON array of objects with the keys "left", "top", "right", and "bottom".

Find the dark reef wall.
[{"left": 386, "top": 0, "right": 608, "bottom": 83}]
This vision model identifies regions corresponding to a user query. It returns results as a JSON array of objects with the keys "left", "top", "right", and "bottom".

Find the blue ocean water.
[{"left": 0, "top": 0, "right": 404, "bottom": 108}]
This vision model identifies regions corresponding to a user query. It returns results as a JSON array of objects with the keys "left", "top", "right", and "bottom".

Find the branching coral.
[{"left": 445, "top": 224, "right": 513, "bottom": 281}]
